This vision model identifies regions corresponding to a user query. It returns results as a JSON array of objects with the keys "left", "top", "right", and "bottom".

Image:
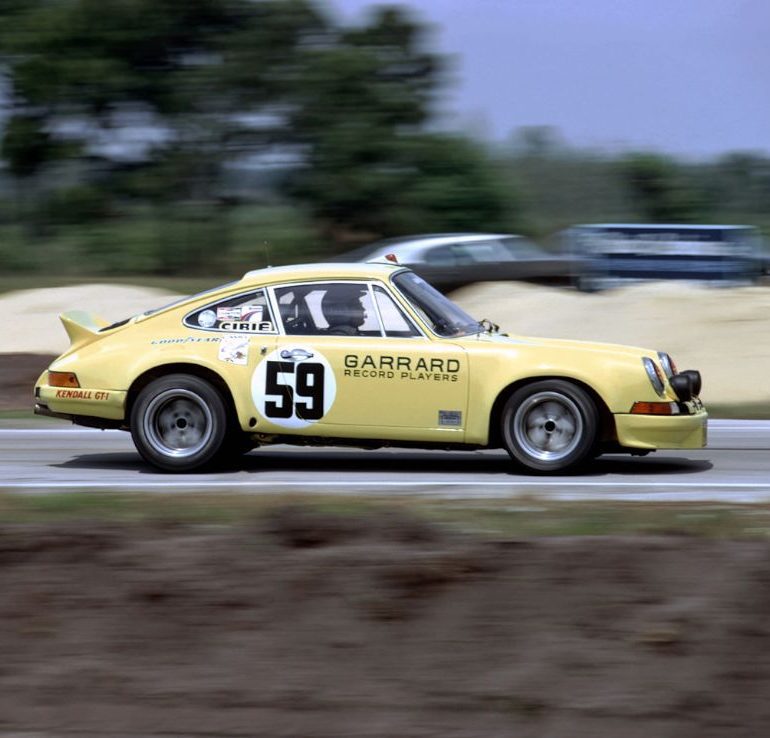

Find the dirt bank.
[
  {"left": 452, "top": 281, "right": 770, "bottom": 407},
  {"left": 2, "top": 280, "right": 769, "bottom": 409},
  {"left": 1, "top": 511, "right": 769, "bottom": 737}
]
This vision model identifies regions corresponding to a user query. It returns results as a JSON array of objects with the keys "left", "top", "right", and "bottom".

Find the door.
[{"left": 251, "top": 281, "right": 469, "bottom": 442}]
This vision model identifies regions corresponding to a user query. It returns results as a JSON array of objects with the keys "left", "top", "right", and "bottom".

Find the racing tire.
[
  {"left": 501, "top": 380, "right": 598, "bottom": 474},
  {"left": 130, "top": 374, "right": 228, "bottom": 472}
]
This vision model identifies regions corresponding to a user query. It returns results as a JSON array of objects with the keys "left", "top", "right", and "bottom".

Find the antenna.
[{"left": 263, "top": 240, "right": 272, "bottom": 268}]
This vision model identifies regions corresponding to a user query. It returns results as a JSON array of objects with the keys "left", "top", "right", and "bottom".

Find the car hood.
[{"left": 463, "top": 331, "right": 657, "bottom": 359}]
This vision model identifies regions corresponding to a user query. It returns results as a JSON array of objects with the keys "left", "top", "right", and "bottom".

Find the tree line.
[{"left": 0, "top": 1, "right": 767, "bottom": 276}]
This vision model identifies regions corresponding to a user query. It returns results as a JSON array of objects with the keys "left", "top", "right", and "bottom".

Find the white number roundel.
[{"left": 252, "top": 347, "right": 337, "bottom": 429}]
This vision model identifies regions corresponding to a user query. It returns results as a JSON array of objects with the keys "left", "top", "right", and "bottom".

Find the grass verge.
[{"left": 1, "top": 492, "right": 770, "bottom": 539}]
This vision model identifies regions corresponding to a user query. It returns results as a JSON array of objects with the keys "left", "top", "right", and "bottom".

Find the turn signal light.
[
  {"left": 630, "top": 401, "right": 680, "bottom": 416},
  {"left": 384, "top": 253, "right": 399, "bottom": 263},
  {"left": 48, "top": 371, "right": 80, "bottom": 388}
]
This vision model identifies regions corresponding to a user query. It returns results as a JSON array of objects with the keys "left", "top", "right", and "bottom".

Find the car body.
[
  {"left": 329, "top": 233, "right": 578, "bottom": 291},
  {"left": 34, "top": 262, "right": 707, "bottom": 473}
]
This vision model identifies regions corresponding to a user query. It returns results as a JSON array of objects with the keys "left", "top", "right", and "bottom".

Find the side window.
[
  {"left": 373, "top": 286, "right": 420, "bottom": 337},
  {"left": 456, "top": 241, "right": 507, "bottom": 263},
  {"left": 274, "top": 283, "right": 381, "bottom": 337},
  {"left": 184, "top": 289, "right": 276, "bottom": 333},
  {"left": 424, "top": 245, "right": 457, "bottom": 266}
]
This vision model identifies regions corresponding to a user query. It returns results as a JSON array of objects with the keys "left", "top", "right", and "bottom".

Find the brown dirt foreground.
[
  {"left": 0, "top": 353, "right": 54, "bottom": 411},
  {"left": 2, "top": 510, "right": 769, "bottom": 738}
]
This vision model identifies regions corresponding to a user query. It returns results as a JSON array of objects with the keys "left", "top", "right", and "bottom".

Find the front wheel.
[
  {"left": 501, "top": 380, "right": 598, "bottom": 473},
  {"left": 130, "top": 374, "right": 228, "bottom": 472}
]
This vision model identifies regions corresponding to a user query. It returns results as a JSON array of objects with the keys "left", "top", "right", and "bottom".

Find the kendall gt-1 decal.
[
  {"left": 252, "top": 346, "right": 336, "bottom": 429},
  {"left": 54, "top": 389, "right": 111, "bottom": 400}
]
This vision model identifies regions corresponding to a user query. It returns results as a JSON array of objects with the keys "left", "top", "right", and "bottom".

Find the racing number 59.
[{"left": 264, "top": 361, "right": 325, "bottom": 420}]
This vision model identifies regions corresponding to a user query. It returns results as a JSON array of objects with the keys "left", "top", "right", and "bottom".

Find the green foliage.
[
  {"left": 38, "top": 185, "right": 113, "bottom": 225},
  {"left": 385, "top": 134, "right": 515, "bottom": 235},
  {"left": 617, "top": 153, "right": 705, "bottom": 222},
  {"left": 0, "top": 1, "right": 767, "bottom": 274},
  {"left": 0, "top": 115, "right": 55, "bottom": 178},
  {"left": 226, "top": 204, "right": 320, "bottom": 271}
]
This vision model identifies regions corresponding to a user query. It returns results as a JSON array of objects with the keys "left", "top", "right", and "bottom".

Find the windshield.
[{"left": 392, "top": 271, "right": 481, "bottom": 337}]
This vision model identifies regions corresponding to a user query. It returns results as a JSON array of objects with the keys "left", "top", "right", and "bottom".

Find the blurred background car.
[
  {"left": 329, "top": 233, "right": 580, "bottom": 292},
  {"left": 564, "top": 223, "right": 764, "bottom": 292}
]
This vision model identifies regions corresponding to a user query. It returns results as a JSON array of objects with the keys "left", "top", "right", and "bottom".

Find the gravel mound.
[
  {"left": 0, "top": 284, "right": 180, "bottom": 354},
  {"left": 2, "top": 280, "right": 768, "bottom": 406},
  {"left": 453, "top": 281, "right": 770, "bottom": 406}
]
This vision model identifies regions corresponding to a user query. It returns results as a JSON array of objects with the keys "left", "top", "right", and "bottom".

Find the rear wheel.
[
  {"left": 130, "top": 374, "right": 228, "bottom": 472},
  {"left": 501, "top": 380, "right": 598, "bottom": 473}
]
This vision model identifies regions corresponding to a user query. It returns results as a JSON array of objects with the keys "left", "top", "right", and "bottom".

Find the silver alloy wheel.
[
  {"left": 142, "top": 388, "right": 214, "bottom": 458},
  {"left": 512, "top": 390, "right": 584, "bottom": 462}
]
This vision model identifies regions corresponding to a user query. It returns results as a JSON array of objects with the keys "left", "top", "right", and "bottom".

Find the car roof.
[
  {"left": 239, "top": 261, "right": 404, "bottom": 287},
  {"left": 361, "top": 233, "right": 518, "bottom": 259}
]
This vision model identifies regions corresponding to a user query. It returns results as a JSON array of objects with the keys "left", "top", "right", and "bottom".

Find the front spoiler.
[{"left": 615, "top": 408, "right": 708, "bottom": 450}]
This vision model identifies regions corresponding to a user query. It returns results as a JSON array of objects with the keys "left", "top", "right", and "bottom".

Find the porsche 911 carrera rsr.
[{"left": 34, "top": 262, "right": 707, "bottom": 473}]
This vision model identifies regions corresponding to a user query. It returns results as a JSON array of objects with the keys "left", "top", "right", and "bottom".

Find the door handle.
[{"left": 280, "top": 348, "right": 314, "bottom": 361}]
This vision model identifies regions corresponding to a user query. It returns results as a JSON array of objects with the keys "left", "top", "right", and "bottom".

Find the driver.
[{"left": 321, "top": 285, "right": 368, "bottom": 335}]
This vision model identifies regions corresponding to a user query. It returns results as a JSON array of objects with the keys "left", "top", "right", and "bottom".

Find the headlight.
[
  {"left": 657, "top": 352, "right": 677, "bottom": 379},
  {"left": 642, "top": 357, "right": 665, "bottom": 395}
]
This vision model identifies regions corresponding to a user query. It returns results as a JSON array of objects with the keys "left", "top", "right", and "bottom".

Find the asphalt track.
[{"left": 1, "top": 419, "right": 768, "bottom": 502}]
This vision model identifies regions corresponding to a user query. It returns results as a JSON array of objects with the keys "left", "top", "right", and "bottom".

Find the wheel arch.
[
  {"left": 487, "top": 375, "right": 615, "bottom": 449},
  {"left": 126, "top": 363, "right": 240, "bottom": 431}
]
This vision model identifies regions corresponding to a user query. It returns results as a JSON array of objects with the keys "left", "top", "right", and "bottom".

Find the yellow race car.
[{"left": 34, "top": 262, "right": 707, "bottom": 473}]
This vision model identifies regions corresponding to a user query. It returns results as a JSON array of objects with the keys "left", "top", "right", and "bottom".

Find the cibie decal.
[{"left": 252, "top": 347, "right": 336, "bottom": 429}]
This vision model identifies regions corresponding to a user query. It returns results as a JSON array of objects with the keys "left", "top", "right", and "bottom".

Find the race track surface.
[{"left": 1, "top": 419, "right": 768, "bottom": 501}]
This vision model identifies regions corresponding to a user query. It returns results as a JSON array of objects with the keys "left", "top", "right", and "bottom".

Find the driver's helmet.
[{"left": 321, "top": 284, "right": 367, "bottom": 334}]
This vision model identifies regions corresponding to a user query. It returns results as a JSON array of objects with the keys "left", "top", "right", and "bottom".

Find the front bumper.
[{"left": 615, "top": 407, "right": 708, "bottom": 450}]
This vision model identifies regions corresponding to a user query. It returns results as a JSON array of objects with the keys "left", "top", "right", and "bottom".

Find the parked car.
[
  {"left": 329, "top": 233, "right": 577, "bottom": 291},
  {"left": 565, "top": 223, "right": 763, "bottom": 292},
  {"left": 35, "top": 261, "right": 706, "bottom": 474}
]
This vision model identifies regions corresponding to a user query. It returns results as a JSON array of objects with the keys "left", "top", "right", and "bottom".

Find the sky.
[{"left": 330, "top": 0, "right": 770, "bottom": 158}]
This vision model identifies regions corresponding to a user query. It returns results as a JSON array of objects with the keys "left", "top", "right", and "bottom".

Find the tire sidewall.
[
  {"left": 501, "top": 379, "right": 598, "bottom": 473},
  {"left": 130, "top": 374, "right": 228, "bottom": 472}
]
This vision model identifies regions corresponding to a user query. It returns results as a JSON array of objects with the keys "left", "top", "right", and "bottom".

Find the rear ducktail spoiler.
[{"left": 59, "top": 310, "right": 109, "bottom": 350}]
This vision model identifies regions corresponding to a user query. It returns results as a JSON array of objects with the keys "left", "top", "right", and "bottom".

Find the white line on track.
[
  {"left": 3, "top": 481, "right": 770, "bottom": 503},
  {"left": 2, "top": 480, "right": 770, "bottom": 490},
  {"left": 2, "top": 419, "right": 768, "bottom": 435}
]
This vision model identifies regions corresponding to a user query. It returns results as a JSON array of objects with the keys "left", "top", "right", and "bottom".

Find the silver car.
[{"left": 330, "top": 233, "right": 577, "bottom": 291}]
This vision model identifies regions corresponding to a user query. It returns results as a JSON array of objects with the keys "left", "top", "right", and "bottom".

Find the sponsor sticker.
[
  {"left": 218, "top": 334, "right": 249, "bottom": 366},
  {"left": 219, "top": 320, "right": 274, "bottom": 333},
  {"left": 240, "top": 304, "right": 264, "bottom": 322},
  {"left": 151, "top": 337, "right": 220, "bottom": 345},
  {"left": 438, "top": 410, "right": 462, "bottom": 427},
  {"left": 55, "top": 389, "right": 110, "bottom": 401},
  {"left": 252, "top": 346, "right": 336, "bottom": 429},
  {"left": 217, "top": 306, "right": 242, "bottom": 321},
  {"left": 343, "top": 353, "right": 461, "bottom": 382},
  {"left": 198, "top": 309, "right": 217, "bottom": 328}
]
